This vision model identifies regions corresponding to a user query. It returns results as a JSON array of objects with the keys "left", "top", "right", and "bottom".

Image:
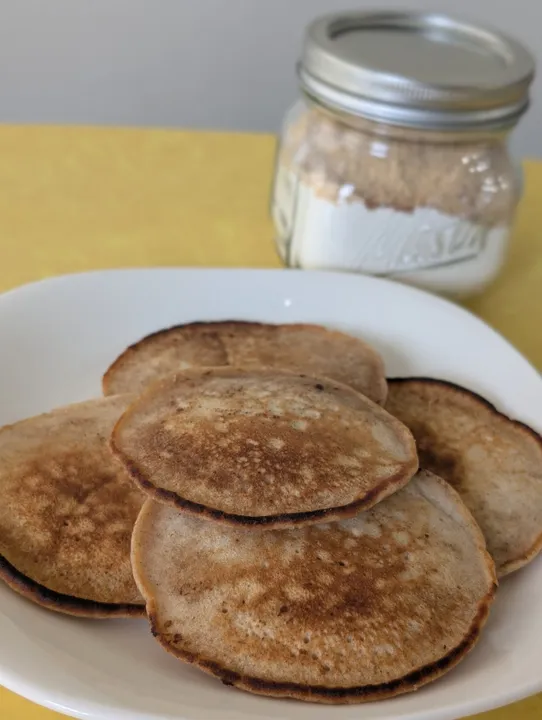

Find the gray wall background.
[{"left": 0, "top": 0, "right": 540, "bottom": 157}]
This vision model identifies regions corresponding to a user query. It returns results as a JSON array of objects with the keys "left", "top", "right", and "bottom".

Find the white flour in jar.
[{"left": 272, "top": 165, "right": 509, "bottom": 296}]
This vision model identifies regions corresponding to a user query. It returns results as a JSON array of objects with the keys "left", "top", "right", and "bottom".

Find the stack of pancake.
[{"left": 1, "top": 321, "right": 541, "bottom": 705}]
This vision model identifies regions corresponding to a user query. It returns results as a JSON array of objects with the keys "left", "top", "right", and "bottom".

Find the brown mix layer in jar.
[{"left": 279, "top": 106, "right": 519, "bottom": 227}]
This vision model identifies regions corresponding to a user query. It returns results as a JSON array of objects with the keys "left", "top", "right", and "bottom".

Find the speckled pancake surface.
[
  {"left": 132, "top": 471, "right": 496, "bottom": 704},
  {"left": 386, "top": 378, "right": 542, "bottom": 576},
  {"left": 219, "top": 321, "right": 387, "bottom": 404},
  {"left": 0, "top": 395, "right": 145, "bottom": 617},
  {"left": 112, "top": 368, "right": 417, "bottom": 528}
]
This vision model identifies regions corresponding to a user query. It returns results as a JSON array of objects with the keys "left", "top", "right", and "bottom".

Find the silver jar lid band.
[{"left": 299, "top": 11, "right": 535, "bottom": 130}]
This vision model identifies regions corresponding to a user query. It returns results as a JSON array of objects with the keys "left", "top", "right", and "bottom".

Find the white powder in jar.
[{"left": 272, "top": 166, "right": 509, "bottom": 297}]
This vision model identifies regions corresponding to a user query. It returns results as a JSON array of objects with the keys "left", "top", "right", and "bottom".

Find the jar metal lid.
[{"left": 298, "top": 11, "right": 535, "bottom": 130}]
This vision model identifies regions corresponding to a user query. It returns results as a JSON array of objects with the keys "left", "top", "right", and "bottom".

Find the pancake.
[
  {"left": 112, "top": 368, "right": 417, "bottom": 528},
  {"left": 219, "top": 322, "right": 387, "bottom": 404},
  {"left": 132, "top": 471, "right": 496, "bottom": 704},
  {"left": 0, "top": 395, "right": 145, "bottom": 617},
  {"left": 102, "top": 321, "right": 387, "bottom": 405},
  {"left": 386, "top": 378, "right": 542, "bottom": 576},
  {"left": 103, "top": 322, "right": 229, "bottom": 397}
]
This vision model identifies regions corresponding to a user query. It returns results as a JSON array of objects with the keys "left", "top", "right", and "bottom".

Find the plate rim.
[{"left": 2, "top": 264, "right": 540, "bottom": 374}]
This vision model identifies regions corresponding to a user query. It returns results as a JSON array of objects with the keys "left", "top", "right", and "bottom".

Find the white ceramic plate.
[{"left": 0, "top": 268, "right": 541, "bottom": 720}]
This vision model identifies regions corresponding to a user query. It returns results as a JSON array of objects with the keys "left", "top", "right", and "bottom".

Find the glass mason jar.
[{"left": 271, "top": 12, "right": 535, "bottom": 297}]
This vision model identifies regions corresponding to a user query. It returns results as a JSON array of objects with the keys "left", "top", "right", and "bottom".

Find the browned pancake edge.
[
  {"left": 0, "top": 553, "right": 145, "bottom": 619},
  {"left": 145, "top": 597, "right": 494, "bottom": 704},
  {"left": 102, "top": 321, "right": 230, "bottom": 395},
  {"left": 116, "top": 454, "right": 418, "bottom": 529},
  {"left": 103, "top": 320, "right": 387, "bottom": 405}
]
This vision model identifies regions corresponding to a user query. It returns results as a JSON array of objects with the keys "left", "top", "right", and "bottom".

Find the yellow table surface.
[{"left": 0, "top": 126, "right": 540, "bottom": 720}]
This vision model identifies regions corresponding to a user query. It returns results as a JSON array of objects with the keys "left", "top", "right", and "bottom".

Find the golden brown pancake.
[
  {"left": 219, "top": 321, "right": 387, "bottom": 404},
  {"left": 0, "top": 396, "right": 145, "bottom": 617},
  {"left": 102, "top": 321, "right": 387, "bottom": 404},
  {"left": 112, "top": 368, "right": 417, "bottom": 528},
  {"left": 132, "top": 471, "right": 496, "bottom": 704},
  {"left": 386, "top": 378, "right": 542, "bottom": 576},
  {"left": 103, "top": 322, "right": 229, "bottom": 397}
]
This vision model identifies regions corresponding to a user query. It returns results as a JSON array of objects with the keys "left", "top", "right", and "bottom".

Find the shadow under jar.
[{"left": 271, "top": 11, "right": 535, "bottom": 297}]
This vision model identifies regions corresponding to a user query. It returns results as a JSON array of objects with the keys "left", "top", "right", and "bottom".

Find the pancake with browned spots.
[
  {"left": 386, "top": 378, "right": 542, "bottom": 577},
  {"left": 219, "top": 321, "right": 387, "bottom": 404},
  {"left": 111, "top": 368, "right": 417, "bottom": 528},
  {"left": 102, "top": 321, "right": 387, "bottom": 405},
  {"left": 103, "top": 322, "right": 229, "bottom": 397},
  {"left": 132, "top": 471, "right": 496, "bottom": 704},
  {"left": 0, "top": 396, "right": 145, "bottom": 617}
]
